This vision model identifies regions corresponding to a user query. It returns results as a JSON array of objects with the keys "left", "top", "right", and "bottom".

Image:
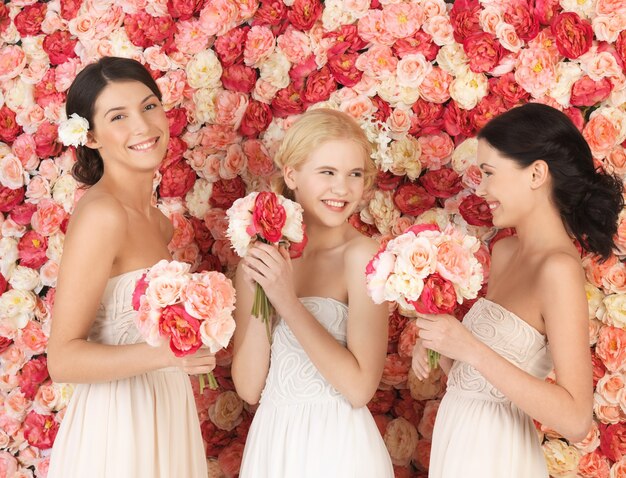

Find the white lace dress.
[
  {"left": 239, "top": 297, "right": 394, "bottom": 478},
  {"left": 429, "top": 298, "right": 553, "bottom": 478},
  {"left": 47, "top": 269, "right": 207, "bottom": 478}
]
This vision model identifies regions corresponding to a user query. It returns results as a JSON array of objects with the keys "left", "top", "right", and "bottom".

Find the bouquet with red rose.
[
  {"left": 226, "top": 191, "right": 307, "bottom": 342},
  {"left": 365, "top": 223, "right": 484, "bottom": 369},
  {"left": 132, "top": 260, "right": 236, "bottom": 392}
]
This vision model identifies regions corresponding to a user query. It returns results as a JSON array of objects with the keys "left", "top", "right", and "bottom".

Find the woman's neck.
[
  {"left": 98, "top": 170, "right": 155, "bottom": 215},
  {"left": 514, "top": 205, "right": 575, "bottom": 255}
]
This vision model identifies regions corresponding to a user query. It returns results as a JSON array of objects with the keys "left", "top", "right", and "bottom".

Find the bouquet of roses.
[
  {"left": 226, "top": 191, "right": 307, "bottom": 343},
  {"left": 366, "top": 223, "right": 484, "bottom": 369},
  {"left": 132, "top": 260, "right": 236, "bottom": 392}
]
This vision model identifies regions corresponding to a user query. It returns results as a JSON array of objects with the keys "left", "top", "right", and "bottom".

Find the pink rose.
[
  {"left": 208, "top": 390, "right": 243, "bottom": 431},
  {"left": 18, "top": 356, "right": 49, "bottom": 400},
  {"left": 217, "top": 442, "right": 244, "bottom": 478},
  {"left": 470, "top": 94, "right": 508, "bottom": 130},
  {"left": 327, "top": 50, "right": 363, "bottom": 88},
  {"left": 23, "top": 410, "right": 58, "bottom": 449},
  {"left": 42, "top": 30, "right": 78, "bottom": 65},
  {"left": 418, "top": 399, "right": 440, "bottom": 440},
  {"left": 600, "top": 423, "right": 626, "bottom": 462},
  {"left": 515, "top": 47, "right": 556, "bottom": 98},
  {"left": 239, "top": 100, "right": 273, "bottom": 138},
  {"left": 34, "top": 122, "right": 62, "bottom": 159},
  {"left": 288, "top": 0, "right": 322, "bottom": 31},
  {"left": 31, "top": 199, "right": 66, "bottom": 236},
  {"left": 394, "top": 30, "right": 439, "bottom": 61},
  {"left": 384, "top": 417, "right": 419, "bottom": 466},
  {"left": 244, "top": 25, "right": 275, "bottom": 67},
  {"left": 584, "top": 115, "right": 620, "bottom": 159},
  {"left": 411, "top": 273, "right": 457, "bottom": 315},
  {"left": 596, "top": 326, "right": 626, "bottom": 373},
  {"left": 578, "top": 450, "right": 610, "bottom": 478},
  {"left": 355, "top": 45, "right": 398, "bottom": 80},
  {"left": 397, "top": 319, "right": 419, "bottom": 358},
  {"left": 168, "top": 0, "right": 203, "bottom": 19},
  {"left": 201, "top": 124, "right": 239, "bottom": 150},
  {"left": 18, "top": 231, "right": 48, "bottom": 269},
  {"left": 182, "top": 270, "right": 235, "bottom": 322},
  {"left": 0, "top": 451, "right": 18, "bottom": 477},
  {"left": 489, "top": 72, "right": 530, "bottom": 106},
  {"left": 419, "top": 67, "right": 453, "bottom": 104},
  {"left": 358, "top": 10, "right": 395, "bottom": 46},
  {"left": 383, "top": 3, "right": 423, "bottom": 39},
  {"left": 248, "top": 192, "right": 286, "bottom": 243},
  {"left": 159, "top": 304, "right": 202, "bottom": 357},
  {"left": 381, "top": 353, "right": 411, "bottom": 387},
  {"left": 504, "top": 1, "right": 540, "bottom": 42},
  {"left": 159, "top": 161, "right": 196, "bottom": 198},
  {"left": 551, "top": 12, "right": 593, "bottom": 59},
  {"left": 0, "top": 45, "right": 26, "bottom": 82},
  {"left": 214, "top": 26, "right": 248, "bottom": 67},
  {"left": 449, "top": 0, "right": 481, "bottom": 43}
]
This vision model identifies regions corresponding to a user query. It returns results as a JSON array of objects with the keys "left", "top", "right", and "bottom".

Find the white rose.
[
  {"left": 0, "top": 154, "right": 25, "bottom": 189},
  {"left": 0, "top": 237, "right": 19, "bottom": 278},
  {"left": 8, "top": 265, "right": 42, "bottom": 292},
  {"left": 436, "top": 43, "right": 469, "bottom": 76},
  {"left": 45, "top": 232, "right": 65, "bottom": 263},
  {"left": 21, "top": 36, "right": 47, "bottom": 61},
  {"left": 600, "top": 293, "right": 626, "bottom": 329},
  {"left": 52, "top": 173, "right": 78, "bottom": 212},
  {"left": 560, "top": 0, "right": 595, "bottom": 19},
  {"left": 258, "top": 51, "right": 291, "bottom": 90},
  {"left": 389, "top": 136, "right": 422, "bottom": 180},
  {"left": 586, "top": 282, "right": 604, "bottom": 318},
  {"left": 592, "top": 107, "right": 626, "bottom": 145},
  {"left": 449, "top": 67, "right": 489, "bottom": 110},
  {"left": 367, "top": 190, "right": 400, "bottom": 235},
  {"left": 185, "top": 179, "right": 213, "bottom": 219},
  {"left": 186, "top": 50, "right": 223, "bottom": 90},
  {"left": 0, "top": 289, "right": 37, "bottom": 331},
  {"left": 192, "top": 88, "right": 219, "bottom": 125},
  {"left": 4, "top": 78, "right": 34, "bottom": 111},
  {"left": 397, "top": 85, "right": 421, "bottom": 109},
  {"left": 109, "top": 30, "right": 143, "bottom": 61},
  {"left": 548, "top": 61, "right": 584, "bottom": 107}
]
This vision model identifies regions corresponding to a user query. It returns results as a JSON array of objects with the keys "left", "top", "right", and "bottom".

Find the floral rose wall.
[{"left": 0, "top": 0, "right": 625, "bottom": 476}]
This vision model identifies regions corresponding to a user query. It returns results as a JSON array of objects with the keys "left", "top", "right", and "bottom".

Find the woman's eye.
[
  {"left": 321, "top": 171, "right": 333, "bottom": 175},
  {"left": 145, "top": 103, "right": 157, "bottom": 111},
  {"left": 351, "top": 172, "right": 363, "bottom": 177},
  {"left": 111, "top": 114, "right": 124, "bottom": 122}
]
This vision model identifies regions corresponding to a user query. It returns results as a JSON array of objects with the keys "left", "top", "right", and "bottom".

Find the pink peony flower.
[{"left": 159, "top": 304, "right": 202, "bottom": 357}]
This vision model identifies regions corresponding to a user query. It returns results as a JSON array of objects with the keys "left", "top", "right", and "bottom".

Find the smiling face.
[
  {"left": 86, "top": 80, "right": 169, "bottom": 176},
  {"left": 284, "top": 138, "right": 367, "bottom": 227},
  {"left": 475, "top": 139, "right": 537, "bottom": 228}
]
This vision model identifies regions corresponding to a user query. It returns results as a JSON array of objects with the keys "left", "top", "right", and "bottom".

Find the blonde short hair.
[{"left": 273, "top": 108, "right": 376, "bottom": 199}]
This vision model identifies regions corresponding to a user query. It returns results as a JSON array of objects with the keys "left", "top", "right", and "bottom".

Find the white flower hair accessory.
[{"left": 58, "top": 113, "right": 90, "bottom": 147}]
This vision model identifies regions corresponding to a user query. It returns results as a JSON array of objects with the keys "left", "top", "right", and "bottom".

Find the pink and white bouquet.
[
  {"left": 132, "top": 260, "right": 236, "bottom": 392},
  {"left": 226, "top": 191, "right": 307, "bottom": 342},
  {"left": 366, "top": 223, "right": 484, "bottom": 369}
]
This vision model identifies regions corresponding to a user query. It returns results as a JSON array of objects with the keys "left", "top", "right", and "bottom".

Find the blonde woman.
[{"left": 232, "top": 109, "right": 394, "bottom": 477}]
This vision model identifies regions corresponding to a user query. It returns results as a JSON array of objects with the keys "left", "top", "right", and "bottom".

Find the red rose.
[
  {"left": 372, "top": 96, "right": 391, "bottom": 123},
  {"left": 348, "top": 213, "right": 379, "bottom": 237},
  {"left": 591, "top": 352, "right": 606, "bottom": 387},
  {"left": 214, "top": 27, "right": 249, "bottom": 67},
  {"left": 166, "top": 107, "right": 188, "bottom": 137},
  {"left": 196, "top": 254, "right": 223, "bottom": 273},
  {"left": 388, "top": 310, "right": 409, "bottom": 344},
  {"left": 376, "top": 171, "right": 403, "bottom": 191},
  {"left": 132, "top": 274, "right": 148, "bottom": 311},
  {"left": 34, "top": 122, "right": 62, "bottom": 158},
  {"left": 288, "top": 225, "right": 307, "bottom": 259},
  {"left": 411, "top": 99, "right": 444, "bottom": 136},
  {"left": 168, "top": 0, "right": 203, "bottom": 20},
  {"left": 449, "top": 0, "right": 482, "bottom": 43},
  {"left": 324, "top": 25, "right": 368, "bottom": 53},
  {"left": 189, "top": 217, "right": 214, "bottom": 254},
  {"left": 143, "top": 12, "right": 175, "bottom": 43},
  {"left": 570, "top": 76, "right": 613, "bottom": 107},
  {"left": 420, "top": 168, "right": 463, "bottom": 199},
  {"left": 303, "top": 66, "right": 337, "bottom": 104},
  {"left": 10, "top": 203, "right": 37, "bottom": 226},
  {"left": 23, "top": 410, "right": 59, "bottom": 449},
  {"left": 551, "top": 12, "right": 592, "bottom": 59},
  {"left": 489, "top": 73, "right": 530, "bottom": 107},
  {"left": 393, "top": 30, "right": 439, "bottom": 61},
  {"left": 288, "top": 0, "right": 322, "bottom": 31},
  {"left": 253, "top": 0, "right": 288, "bottom": 27},
  {"left": 159, "top": 304, "right": 202, "bottom": 357},
  {"left": 327, "top": 50, "right": 362, "bottom": 88},
  {"left": 42, "top": 31, "right": 78, "bottom": 66},
  {"left": 599, "top": 423, "right": 626, "bottom": 462},
  {"left": 0, "top": 106, "right": 23, "bottom": 143},
  {"left": 248, "top": 192, "right": 287, "bottom": 243},
  {"left": 217, "top": 442, "right": 244, "bottom": 476},
  {"left": 201, "top": 419, "right": 232, "bottom": 456},
  {"left": 463, "top": 32, "right": 504, "bottom": 73},
  {"left": 14, "top": 3, "right": 46, "bottom": 37},
  {"left": 124, "top": 14, "right": 151, "bottom": 48},
  {"left": 0, "top": 4, "right": 10, "bottom": 34},
  {"left": 442, "top": 102, "right": 476, "bottom": 137},
  {"left": 411, "top": 273, "right": 457, "bottom": 314},
  {"left": 459, "top": 194, "right": 493, "bottom": 227},
  {"left": 160, "top": 136, "right": 187, "bottom": 172},
  {"left": 504, "top": 1, "right": 540, "bottom": 42},
  {"left": 271, "top": 84, "right": 306, "bottom": 118},
  {"left": 289, "top": 55, "right": 318, "bottom": 88},
  {"left": 405, "top": 223, "right": 441, "bottom": 236},
  {"left": 60, "top": 0, "right": 81, "bottom": 20},
  {"left": 18, "top": 231, "right": 48, "bottom": 269},
  {"left": 222, "top": 64, "right": 257, "bottom": 93},
  {"left": 367, "top": 389, "right": 396, "bottom": 415},
  {"left": 210, "top": 176, "right": 246, "bottom": 209},
  {"left": 159, "top": 161, "right": 196, "bottom": 198},
  {"left": 0, "top": 185, "right": 25, "bottom": 212},
  {"left": 535, "top": 0, "right": 560, "bottom": 25},
  {"left": 239, "top": 100, "right": 273, "bottom": 138},
  {"left": 0, "top": 336, "right": 12, "bottom": 353},
  {"left": 243, "top": 139, "right": 275, "bottom": 176},
  {"left": 470, "top": 94, "right": 507, "bottom": 130},
  {"left": 393, "top": 183, "right": 437, "bottom": 216},
  {"left": 617, "top": 31, "right": 626, "bottom": 68},
  {"left": 19, "top": 356, "right": 49, "bottom": 399}
]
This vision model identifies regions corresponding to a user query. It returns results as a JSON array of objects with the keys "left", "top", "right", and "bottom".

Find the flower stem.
[
  {"left": 427, "top": 350, "right": 440, "bottom": 370},
  {"left": 199, "top": 372, "right": 219, "bottom": 394}
]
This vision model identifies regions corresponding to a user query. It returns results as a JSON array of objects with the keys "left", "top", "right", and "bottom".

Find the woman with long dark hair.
[
  {"left": 413, "top": 103, "right": 623, "bottom": 478},
  {"left": 47, "top": 57, "right": 213, "bottom": 478}
]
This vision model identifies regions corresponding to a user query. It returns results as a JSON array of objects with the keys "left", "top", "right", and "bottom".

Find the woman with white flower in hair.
[{"left": 47, "top": 57, "right": 213, "bottom": 478}]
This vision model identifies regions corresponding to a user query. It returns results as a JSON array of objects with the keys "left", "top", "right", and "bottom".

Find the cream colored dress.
[
  {"left": 429, "top": 298, "right": 553, "bottom": 478},
  {"left": 240, "top": 297, "right": 394, "bottom": 478},
  {"left": 47, "top": 269, "right": 207, "bottom": 478}
]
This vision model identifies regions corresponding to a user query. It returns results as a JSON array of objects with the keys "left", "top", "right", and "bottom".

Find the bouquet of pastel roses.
[
  {"left": 226, "top": 191, "right": 307, "bottom": 343},
  {"left": 132, "top": 260, "right": 236, "bottom": 392},
  {"left": 366, "top": 223, "right": 484, "bottom": 369}
]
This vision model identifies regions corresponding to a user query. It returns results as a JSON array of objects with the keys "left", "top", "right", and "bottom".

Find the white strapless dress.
[{"left": 239, "top": 297, "right": 394, "bottom": 478}]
